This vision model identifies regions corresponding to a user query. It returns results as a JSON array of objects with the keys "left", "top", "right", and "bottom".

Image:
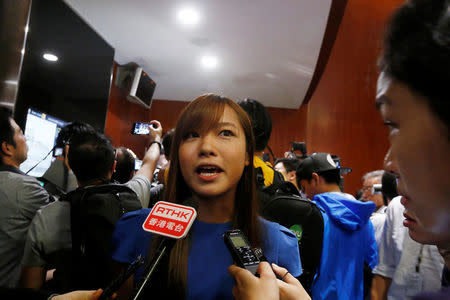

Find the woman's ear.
[{"left": 245, "top": 152, "right": 250, "bottom": 166}]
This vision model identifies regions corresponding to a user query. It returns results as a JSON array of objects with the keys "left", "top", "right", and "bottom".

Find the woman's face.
[
  {"left": 377, "top": 73, "right": 450, "bottom": 240},
  {"left": 178, "top": 105, "right": 249, "bottom": 202}
]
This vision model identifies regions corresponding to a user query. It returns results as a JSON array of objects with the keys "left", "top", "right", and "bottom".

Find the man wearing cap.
[{"left": 296, "top": 153, "right": 377, "bottom": 300}]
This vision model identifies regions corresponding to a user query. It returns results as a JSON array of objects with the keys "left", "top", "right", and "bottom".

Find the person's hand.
[
  {"left": 148, "top": 120, "right": 162, "bottom": 143},
  {"left": 51, "top": 289, "right": 108, "bottom": 300},
  {"left": 228, "top": 262, "right": 279, "bottom": 300},
  {"left": 272, "top": 264, "right": 311, "bottom": 300}
]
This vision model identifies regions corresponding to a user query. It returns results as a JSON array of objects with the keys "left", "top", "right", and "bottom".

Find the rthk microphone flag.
[{"left": 142, "top": 201, "right": 197, "bottom": 239}]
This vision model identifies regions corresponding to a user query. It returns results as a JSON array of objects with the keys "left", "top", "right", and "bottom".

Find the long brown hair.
[{"left": 151, "top": 94, "right": 260, "bottom": 298}]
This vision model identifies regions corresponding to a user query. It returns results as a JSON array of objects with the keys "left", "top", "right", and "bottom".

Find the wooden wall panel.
[
  {"left": 304, "top": 0, "right": 403, "bottom": 194},
  {"left": 266, "top": 105, "right": 308, "bottom": 160}
]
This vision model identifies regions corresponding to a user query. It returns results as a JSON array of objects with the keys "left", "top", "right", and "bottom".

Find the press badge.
[{"left": 405, "top": 272, "right": 423, "bottom": 296}]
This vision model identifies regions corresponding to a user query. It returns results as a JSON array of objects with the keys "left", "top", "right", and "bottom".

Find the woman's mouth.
[{"left": 195, "top": 165, "right": 223, "bottom": 180}]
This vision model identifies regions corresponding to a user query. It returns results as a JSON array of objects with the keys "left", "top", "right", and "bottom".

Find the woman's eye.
[
  {"left": 184, "top": 131, "right": 199, "bottom": 139},
  {"left": 219, "top": 129, "right": 235, "bottom": 137},
  {"left": 383, "top": 121, "right": 399, "bottom": 133}
]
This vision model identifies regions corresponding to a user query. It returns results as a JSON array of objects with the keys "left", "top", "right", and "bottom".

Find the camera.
[{"left": 286, "top": 142, "right": 307, "bottom": 159}]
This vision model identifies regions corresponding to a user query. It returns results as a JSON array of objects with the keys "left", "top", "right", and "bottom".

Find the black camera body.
[{"left": 288, "top": 141, "right": 307, "bottom": 159}]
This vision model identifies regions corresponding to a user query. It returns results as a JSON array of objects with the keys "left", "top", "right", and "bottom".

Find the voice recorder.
[{"left": 223, "top": 229, "right": 261, "bottom": 275}]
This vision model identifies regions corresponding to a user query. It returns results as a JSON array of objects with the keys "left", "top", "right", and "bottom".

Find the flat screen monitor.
[
  {"left": 20, "top": 108, "right": 68, "bottom": 177},
  {"left": 14, "top": 0, "right": 114, "bottom": 132}
]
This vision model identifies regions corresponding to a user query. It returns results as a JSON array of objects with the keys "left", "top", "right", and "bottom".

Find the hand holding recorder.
[{"left": 225, "top": 229, "right": 310, "bottom": 300}]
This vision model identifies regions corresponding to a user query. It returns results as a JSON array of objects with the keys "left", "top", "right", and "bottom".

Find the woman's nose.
[{"left": 199, "top": 134, "right": 217, "bottom": 157}]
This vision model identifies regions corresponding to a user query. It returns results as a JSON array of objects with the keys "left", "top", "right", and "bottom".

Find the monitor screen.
[
  {"left": 20, "top": 108, "right": 68, "bottom": 177},
  {"left": 14, "top": 0, "right": 114, "bottom": 132}
]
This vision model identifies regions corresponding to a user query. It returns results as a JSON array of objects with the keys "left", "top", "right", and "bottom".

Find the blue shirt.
[{"left": 111, "top": 209, "right": 301, "bottom": 300}]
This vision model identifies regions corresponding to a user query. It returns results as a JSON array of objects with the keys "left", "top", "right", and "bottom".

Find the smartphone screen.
[
  {"left": 132, "top": 122, "right": 151, "bottom": 135},
  {"left": 134, "top": 159, "right": 143, "bottom": 170}
]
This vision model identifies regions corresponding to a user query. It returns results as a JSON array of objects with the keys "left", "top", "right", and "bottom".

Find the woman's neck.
[{"left": 195, "top": 193, "right": 234, "bottom": 223}]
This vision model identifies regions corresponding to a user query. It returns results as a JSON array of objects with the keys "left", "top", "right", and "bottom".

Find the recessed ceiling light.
[
  {"left": 177, "top": 7, "right": 200, "bottom": 26},
  {"left": 201, "top": 55, "right": 218, "bottom": 69},
  {"left": 43, "top": 53, "right": 58, "bottom": 62}
]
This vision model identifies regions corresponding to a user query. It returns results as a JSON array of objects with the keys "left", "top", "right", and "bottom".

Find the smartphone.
[
  {"left": 134, "top": 159, "right": 143, "bottom": 170},
  {"left": 98, "top": 255, "right": 144, "bottom": 300},
  {"left": 132, "top": 122, "right": 156, "bottom": 135},
  {"left": 223, "top": 229, "right": 261, "bottom": 275}
]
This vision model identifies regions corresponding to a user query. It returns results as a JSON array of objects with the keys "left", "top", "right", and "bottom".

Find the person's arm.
[
  {"left": 135, "top": 120, "right": 162, "bottom": 182},
  {"left": 371, "top": 274, "right": 391, "bottom": 300}
]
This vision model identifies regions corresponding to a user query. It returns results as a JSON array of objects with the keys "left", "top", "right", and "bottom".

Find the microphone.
[{"left": 132, "top": 199, "right": 198, "bottom": 300}]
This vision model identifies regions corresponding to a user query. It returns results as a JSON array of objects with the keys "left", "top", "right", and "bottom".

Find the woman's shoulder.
[
  {"left": 116, "top": 208, "right": 151, "bottom": 230},
  {"left": 259, "top": 217, "right": 297, "bottom": 240},
  {"left": 259, "top": 217, "right": 302, "bottom": 277},
  {"left": 112, "top": 208, "right": 152, "bottom": 263}
]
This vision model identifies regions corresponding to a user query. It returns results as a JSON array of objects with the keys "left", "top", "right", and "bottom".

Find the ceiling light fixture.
[
  {"left": 201, "top": 55, "right": 218, "bottom": 69},
  {"left": 177, "top": 7, "right": 200, "bottom": 26},
  {"left": 43, "top": 53, "right": 58, "bottom": 62}
]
